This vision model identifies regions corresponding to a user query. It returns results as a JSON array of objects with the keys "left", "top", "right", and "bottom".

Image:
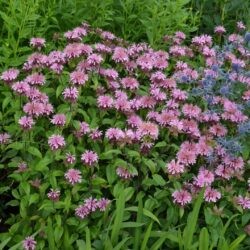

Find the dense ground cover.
[
  {"left": 0, "top": 20, "right": 249, "bottom": 249},
  {"left": 0, "top": 1, "right": 250, "bottom": 249}
]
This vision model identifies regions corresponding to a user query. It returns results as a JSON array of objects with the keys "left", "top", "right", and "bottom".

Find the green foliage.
[{"left": 190, "top": 0, "right": 250, "bottom": 34}]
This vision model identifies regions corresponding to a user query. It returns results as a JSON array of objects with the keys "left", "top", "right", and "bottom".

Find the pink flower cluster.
[
  {"left": 75, "top": 197, "right": 110, "bottom": 219},
  {"left": 0, "top": 21, "right": 249, "bottom": 227}
]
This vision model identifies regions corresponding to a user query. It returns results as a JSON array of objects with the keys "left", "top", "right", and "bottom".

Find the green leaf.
[
  {"left": 85, "top": 227, "right": 92, "bottom": 250},
  {"left": 229, "top": 235, "right": 246, "bottom": 250},
  {"left": 141, "top": 222, "right": 153, "bottom": 250},
  {"left": 199, "top": 227, "right": 209, "bottom": 250},
  {"left": 47, "top": 217, "right": 56, "bottom": 250},
  {"left": 155, "top": 141, "right": 167, "bottom": 147},
  {"left": 152, "top": 174, "right": 166, "bottom": 186},
  {"left": 113, "top": 237, "right": 130, "bottom": 250},
  {"left": 111, "top": 187, "right": 125, "bottom": 245},
  {"left": 0, "top": 237, "right": 11, "bottom": 249},
  {"left": 28, "top": 146, "right": 42, "bottom": 158},
  {"left": 126, "top": 206, "right": 160, "bottom": 225},
  {"left": 7, "top": 142, "right": 24, "bottom": 150},
  {"left": 183, "top": 188, "right": 205, "bottom": 250},
  {"left": 134, "top": 193, "right": 143, "bottom": 250},
  {"left": 76, "top": 240, "right": 86, "bottom": 249}
]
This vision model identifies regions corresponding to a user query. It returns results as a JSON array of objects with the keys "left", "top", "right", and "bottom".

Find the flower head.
[
  {"left": 65, "top": 168, "right": 82, "bottom": 185},
  {"left": 48, "top": 134, "right": 65, "bottom": 150},
  {"left": 22, "top": 236, "right": 36, "bottom": 250},
  {"left": 81, "top": 150, "right": 98, "bottom": 166}
]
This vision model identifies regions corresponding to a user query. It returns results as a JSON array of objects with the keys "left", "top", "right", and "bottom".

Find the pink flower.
[
  {"left": 25, "top": 73, "right": 45, "bottom": 86},
  {"left": 81, "top": 150, "right": 98, "bottom": 166},
  {"left": 12, "top": 81, "right": 30, "bottom": 95},
  {"left": 97, "top": 95, "right": 114, "bottom": 109},
  {"left": 87, "top": 53, "right": 103, "bottom": 67},
  {"left": 0, "top": 133, "right": 10, "bottom": 144},
  {"left": 75, "top": 197, "right": 110, "bottom": 219},
  {"left": 22, "top": 236, "right": 36, "bottom": 250},
  {"left": 204, "top": 187, "right": 221, "bottom": 202},
  {"left": 177, "top": 143, "right": 198, "bottom": 166},
  {"left": 121, "top": 77, "right": 139, "bottom": 90},
  {"left": 70, "top": 71, "right": 88, "bottom": 85},
  {"left": 99, "top": 68, "right": 118, "bottom": 80},
  {"left": 30, "top": 37, "right": 46, "bottom": 49},
  {"left": 167, "top": 160, "right": 185, "bottom": 175},
  {"left": 137, "top": 122, "right": 159, "bottom": 140},
  {"left": 237, "top": 196, "right": 250, "bottom": 209},
  {"left": 137, "top": 53, "right": 154, "bottom": 71},
  {"left": 23, "top": 102, "right": 45, "bottom": 117},
  {"left": 182, "top": 104, "right": 201, "bottom": 119},
  {"left": 194, "top": 168, "right": 214, "bottom": 187},
  {"left": 116, "top": 167, "right": 136, "bottom": 179},
  {"left": 237, "top": 21, "right": 246, "bottom": 31},
  {"left": 97, "top": 198, "right": 110, "bottom": 211},
  {"left": 51, "top": 114, "right": 66, "bottom": 126},
  {"left": 127, "top": 115, "right": 142, "bottom": 128},
  {"left": 209, "top": 124, "right": 227, "bottom": 137},
  {"left": 101, "top": 31, "right": 116, "bottom": 40},
  {"left": 62, "top": 87, "right": 79, "bottom": 102},
  {"left": 172, "top": 189, "right": 192, "bottom": 206},
  {"left": 112, "top": 47, "right": 129, "bottom": 63},
  {"left": 215, "top": 164, "right": 233, "bottom": 180},
  {"left": 17, "top": 162, "right": 28, "bottom": 173},
  {"left": 1, "top": 68, "right": 19, "bottom": 83},
  {"left": 18, "top": 116, "right": 35, "bottom": 130},
  {"left": 48, "top": 134, "right": 65, "bottom": 150},
  {"left": 65, "top": 168, "right": 82, "bottom": 185},
  {"left": 105, "top": 128, "right": 125, "bottom": 142},
  {"left": 75, "top": 204, "right": 91, "bottom": 219},
  {"left": 64, "top": 27, "right": 87, "bottom": 41},
  {"left": 89, "top": 128, "right": 102, "bottom": 140},
  {"left": 47, "top": 189, "right": 60, "bottom": 202},
  {"left": 65, "top": 153, "right": 76, "bottom": 164},
  {"left": 214, "top": 26, "right": 226, "bottom": 34}
]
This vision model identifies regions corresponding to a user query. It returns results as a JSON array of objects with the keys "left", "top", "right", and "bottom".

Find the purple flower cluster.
[
  {"left": 0, "top": 21, "right": 249, "bottom": 241},
  {"left": 75, "top": 197, "right": 110, "bottom": 219}
]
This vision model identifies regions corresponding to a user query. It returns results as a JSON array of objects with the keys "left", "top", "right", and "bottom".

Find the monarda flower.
[
  {"left": 120, "top": 77, "right": 139, "bottom": 90},
  {"left": 30, "top": 37, "right": 46, "bottom": 49},
  {"left": 25, "top": 73, "right": 45, "bottom": 86},
  {"left": 97, "top": 95, "right": 114, "bottom": 109},
  {"left": 18, "top": 116, "right": 35, "bottom": 130},
  {"left": 116, "top": 167, "right": 136, "bottom": 180},
  {"left": 51, "top": 114, "right": 66, "bottom": 126},
  {"left": 81, "top": 150, "right": 98, "bottom": 166},
  {"left": 62, "top": 87, "right": 79, "bottom": 102},
  {"left": 70, "top": 71, "right": 88, "bottom": 85},
  {"left": 0, "top": 68, "right": 19, "bottom": 83},
  {"left": 236, "top": 196, "right": 250, "bottom": 209},
  {"left": 166, "top": 160, "right": 185, "bottom": 175},
  {"left": 47, "top": 189, "right": 60, "bottom": 202},
  {"left": 204, "top": 187, "right": 221, "bottom": 202},
  {"left": 112, "top": 47, "right": 129, "bottom": 63},
  {"left": 137, "top": 122, "right": 159, "bottom": 140},
  {"left": 75, "top": 197, "right": 110, "bottom": 219},
  {"left": 0, "top": 133, "right": 11, "bottom": 144},
  {"left": 214, "top": 26, "right": 226, "bottom": 34},
  {"left": 16, "top": 162, "right": 28, "bottom": 173},
  {"left": 194, "top": 168, "right": 215, "bottom": 187},
  {"left": 48, "top": 134, "right": 65, "bottom": 150},
  {"left": 65, "top": 153, "right": 76, "bottom": 164},
  {"left": 65, "top": 168, "right": 82, "bottom": 185},
  {"left": 22, "top": 236, "right": 37, "bottom": 250},
  {"left": 172, "top": 189, "right": 192, "bottom": 206}
]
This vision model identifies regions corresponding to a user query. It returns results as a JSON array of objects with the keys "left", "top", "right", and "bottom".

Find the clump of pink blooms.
[
  {"left": 75, "top": 197, "right": 110, "bottom": 219},
  {"left": 1, "top": 20, "right": 250, "bottom": 246}
]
